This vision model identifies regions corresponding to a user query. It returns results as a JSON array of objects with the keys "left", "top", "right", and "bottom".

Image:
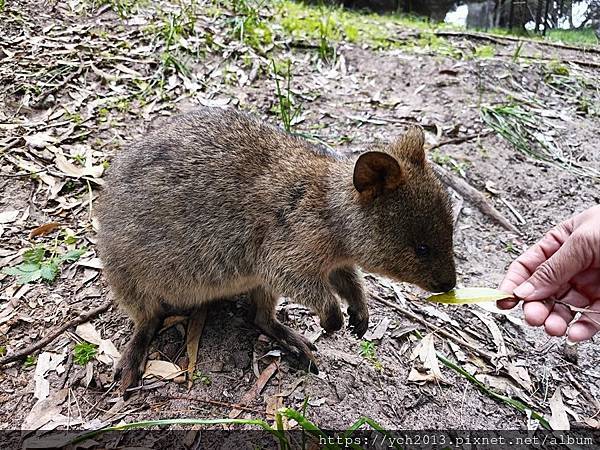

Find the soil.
[{"left": 0, "top": 0, "right": 599, "bottom": 445}]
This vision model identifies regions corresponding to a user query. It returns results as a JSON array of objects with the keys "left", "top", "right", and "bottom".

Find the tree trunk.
[
  {"left": 542, "top": 0, "right": 551, "bottom": 35},
  {"left": 535, "top": 0, "right": 544, "bottom": 32}
]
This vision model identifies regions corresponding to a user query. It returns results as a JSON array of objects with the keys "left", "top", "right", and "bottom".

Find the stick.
[
  {"left": 0, "top": 302, "right": 111, "bottom": 366},
  {"left": 161, "top": 395, "right": 266, "bottom": 415},
  {"left": 229, "top": 361, "right": 278, "bottom": 419},
  {"left": 432, "top": 164, "right": 520, "bottom": 234},
  {"left": 427, "top": 132, "right": 492, "bottom": 151},
  {"left": 434, "top": 30, "right": 600, "bottom": 54},
  {"left": 371, "top": 294, "right": 497, "bottom": 361}
]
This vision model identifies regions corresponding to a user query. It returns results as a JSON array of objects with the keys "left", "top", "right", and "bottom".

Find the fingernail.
[
  {"left": 565, "top": 337, "right": 577, "bottom": 346},
  {"left": 514, "top": 282, "right": 535, "bottom": 299}
]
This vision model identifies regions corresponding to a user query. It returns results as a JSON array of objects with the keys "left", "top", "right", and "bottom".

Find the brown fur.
[{"left": 96, "top": 107, "right": 456, "bottom": 395}]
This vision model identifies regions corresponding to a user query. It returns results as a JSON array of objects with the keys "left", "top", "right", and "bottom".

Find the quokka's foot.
[
  {"left": 256, "top": 318, "right": 319, "bottom": 374},
  {"left": 114, "top": 347, "right": 148, "bottom": 400},
  {"left": 348, "top": 307, "right": 369, "bottom": 338}
]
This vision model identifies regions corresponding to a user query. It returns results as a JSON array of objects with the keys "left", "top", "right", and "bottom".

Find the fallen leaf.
[
  {"left": 427, "top": 288, "right": 513, "bottom": 304},
  {"left": 22, "top": 388, "right": 68, "bottom": 431},
  {"left": 24, "top": 132, "right": 56, "bottom": 148},
  {"left": 29, "top": 222, "right": 60, "bottom": 238},
  {"left": 75, "top": 322, "right": 121, "bottom": 366},
  {"left": 33, "top": 352, "right": 52, "bottom": 401},
  {"left": 408, "top": 333, "right": 447, "bottom": 384},
  {"left": 143, "top": 360, "right": 184, "bottom": 380},
  {"left": 364, "top": 317, "right": 391, "bottom": 340},
  {"left": 0, "top": 210, "right": 20, "bottom": 224},
  {"left": 54, "top": 152, "right": 104, "bottom": 179},
  {"left": 471, "top": 309, "right": 508, "bottom": 358},
  {"left": 549, "top": 388, "right": 570, "bottom": 430},
  {"left": 186, "top": 307, "right": 207, "bottom": 388},
  {"left": 76, "top": 257, "right": 104, "bottom": 270}
]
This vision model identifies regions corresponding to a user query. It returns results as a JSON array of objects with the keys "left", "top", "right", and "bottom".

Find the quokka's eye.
[{"left": 415, "top": 244, "right": 430, "bottom": 258}]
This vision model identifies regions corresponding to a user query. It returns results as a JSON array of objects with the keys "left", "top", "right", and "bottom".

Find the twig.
[
  {"left": 554, "top": 300, "right": 600, "bottom": 329},
  {"left": 427, "top": 131, "right": 492, "bottom": 151},
  {"left": 432, "top": 164, "right": 520, "bottom": 234},
  {"left": 371, "top": 293, "right": 497, "bottom": 362},
  {"left": 229, "top": 361, "right": 279, "bottom": 419},
  {"left": 435, "top": 30, "right": 600, "bottom": 54},
  {"left": 0, "top": 302, "right": 111, "bottom": 366},
  {"left": 160, "top": 395, "right": 266, "bottom": 415}
]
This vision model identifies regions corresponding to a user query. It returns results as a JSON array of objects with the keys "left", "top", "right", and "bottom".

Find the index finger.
[{"left": 497, "top": 258, "right": 534, "bottom": 309}]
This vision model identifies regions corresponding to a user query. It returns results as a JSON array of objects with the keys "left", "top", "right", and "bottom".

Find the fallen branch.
[
  {"left": 432, "top": 164, "right": 520, "bottom": 234},
  {"left": 427, "top": 131, "right": 492, "bottom": 151},
  {"left": 229, "top": 360, "right": 279, "bottom": 419},
  {"left": 0, "top": 302, "right": 111, "bottom": 366},
  {"left": 435, "top": 30, "right": 600, "bottom": 55},
  {"left": 159, "top": 395, "right": 266, "bottom": 415},
  {"left": 372, "top": 293, "right": 497, "bottom": 362}
]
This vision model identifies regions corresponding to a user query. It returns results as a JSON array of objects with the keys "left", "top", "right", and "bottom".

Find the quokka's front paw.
[
  {"left": 320, "top": 306, "right": 344, "bottom": 333},
  {"left": 348, "top": 307, "right": 369, "bottom": 338}
]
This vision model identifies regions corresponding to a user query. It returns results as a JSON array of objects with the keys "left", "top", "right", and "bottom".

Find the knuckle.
[{"left": 534, "top": 262, "right": 558, "bottom": 284}]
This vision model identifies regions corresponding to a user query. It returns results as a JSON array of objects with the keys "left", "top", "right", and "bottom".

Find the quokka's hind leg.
[
  {"left": 113, "top": 289, "right": 166, "bottom": 399},
  {"left": 249, "top": 285, "right": 318, "bottom": 373}
]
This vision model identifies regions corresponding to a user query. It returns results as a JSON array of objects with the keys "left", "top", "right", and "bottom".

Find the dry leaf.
[
  {"left": 505, "top": 363, "right": 533, "bottom": 392},
  {"left": 76, "top": 257, "right": 104, "bottom": 270},
  {"left": 29, "top": 222, "right": 60, "bottom": 238},
  {"left": 549, "top": 388, "right": 570, "bottom": 431},
  {"left": 21, "top": 388, "right": 68, "bottom": 431},
  {"left": 143, "top": 360, "right": 184, "bottom": 380},
  {"left": 364, "top": 317, "right": 391, "bottom": 340},
  {"left": 186, "top": 307, "right": 207, "bottom": 388},
  {"left": 24, "top": 132, "right": 56, "bottom": 148},
  {"left": 54, "top": 152, "right": 104, "bottom": 179},
  {"left": 408, "top": 333, "right": 447, "bottom": 384},
  {"left": 471, "top": 309, "right": 508, "bottom": 358},
  {"left": 75, "top": 322, "right": 121, "bottom": 366},
  {"left": 0, "top": 210, "right": 20, "bottom": 224}
]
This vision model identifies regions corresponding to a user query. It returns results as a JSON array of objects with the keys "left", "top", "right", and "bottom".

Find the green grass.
[
  {"left": 481, "top": 104, "right": 600, "bottom": 180},
  {"left": 546, "top": 27, "right": 599, "bottom": 46},
  {"left": 67, "top": 407, "right": 403, "bottom": 449},
  {"left": 272, "top": 58, "right": 302, "bottom": 133}
]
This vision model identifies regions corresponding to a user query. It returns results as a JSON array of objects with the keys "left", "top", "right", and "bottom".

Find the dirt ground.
[{"left": 1, "top": 0, "right": 599, "bottom": 445}]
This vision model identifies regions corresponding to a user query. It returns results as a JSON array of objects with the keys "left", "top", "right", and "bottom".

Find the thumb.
[{"left": 514, "top": 233, "right": 589, "bottom": 301}]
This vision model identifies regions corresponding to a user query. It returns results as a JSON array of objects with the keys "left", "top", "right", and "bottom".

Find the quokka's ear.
[
  {"left": 353, "top": 151, "right": 405, "bottom": 198},
  {"left": 389, "top": 126, "right": 426, "bottom": 166}
]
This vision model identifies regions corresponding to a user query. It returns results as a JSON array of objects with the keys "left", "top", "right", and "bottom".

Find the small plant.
[
  {"left": 24, "top": 355, "right": 37, "bottom": 368},
  {"left": 473, "top": 45, "right": 495, "bottom": 58},
  {"left": 2, "top": 245, "right": 86, "bottom": 285},
  {"left": 73, "top": 342, "right": 98, "bottom": 365},
  {"left": 193, "top": 370, "right": 212, "bottom": 385},
  {"left": 504, "top": 241, "right": 519, "bottom": 255},
  {"left": 359, "top": 340, "right": 383, "bottom": 371},
  {"left": 0, "top": 346, "right": 6, "bottom": 357},
  {"left": 317, "top": 12, "right": 337, "bottom": 62},
  {"left": 548, "top": 60, "right": 569, "bottom": 77},
  {"left": 512, "top": 41, "right": 524, "bottom": 62},
  {"left": 271, "top": 59, "right": 301, "bottom": 133}
]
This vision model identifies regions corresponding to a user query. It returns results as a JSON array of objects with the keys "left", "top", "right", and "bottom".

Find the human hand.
[{"left": 498, "top": 205, "right": 600, "bottom": 342}]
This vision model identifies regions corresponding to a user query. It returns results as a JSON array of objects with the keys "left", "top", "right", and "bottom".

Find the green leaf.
[
  {"left": 58, "top": 248, "right": 86, "bottom": 263},
  {"left": 2, "top": 263, "right": 43, "bottom": 285},
  {"left": 23, "top": 246, "right": 46, "bottom": 265},
  {"left": 40, "top": 262, "right": 59, "bottom": 282},
  {"left": 426, "top": 288, "right": 514, "bottom": 305}
]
